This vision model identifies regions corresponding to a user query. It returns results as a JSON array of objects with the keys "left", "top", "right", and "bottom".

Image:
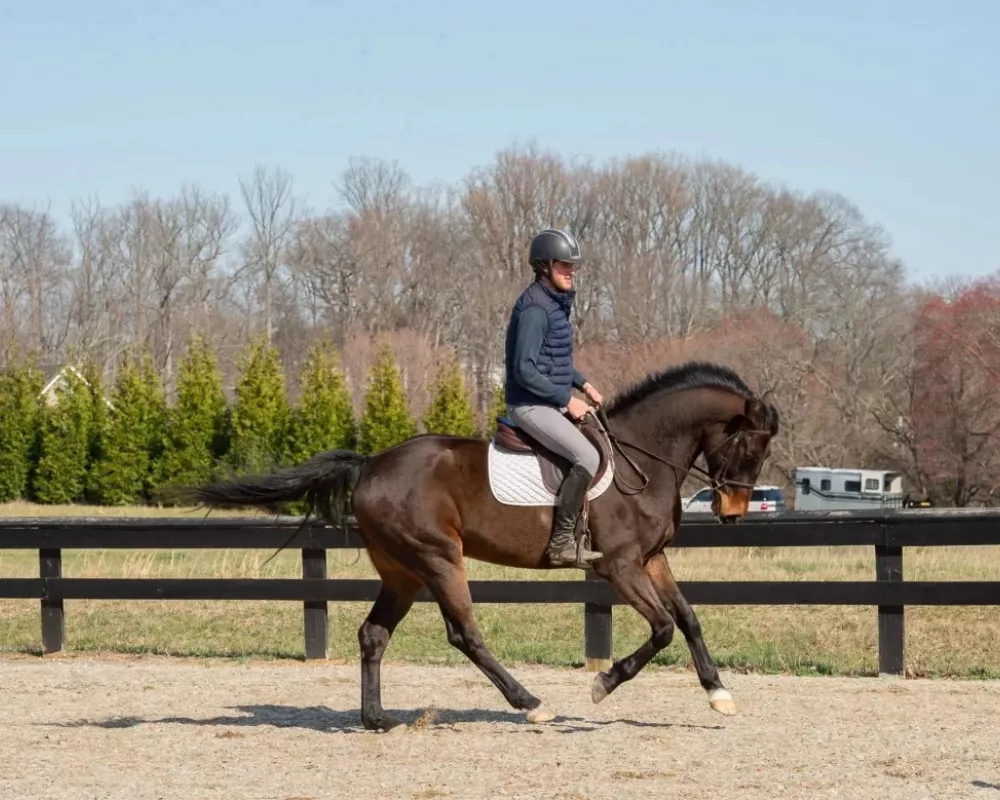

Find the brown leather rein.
[{"left": 592, "top": 406, "right": 771, "bottom": 498}]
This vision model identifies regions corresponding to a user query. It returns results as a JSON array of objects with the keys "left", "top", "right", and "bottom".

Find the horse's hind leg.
[
  {"left": 425, "top": 553, "right": 554, "bottom": 723},
  {"left": 358, "top": 549, "right": 422, "bottom": 731},
  {"left": 645, "top": 552, "right": 734, "bottom": 715}
]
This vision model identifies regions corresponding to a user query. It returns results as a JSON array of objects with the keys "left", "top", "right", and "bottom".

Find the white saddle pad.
[{"left": 487, "top": 442, "right": 615, "bottom": 507}]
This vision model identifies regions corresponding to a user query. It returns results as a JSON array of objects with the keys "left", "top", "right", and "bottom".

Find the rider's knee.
[{"left": 575, "top": 446, "right": 600, "bottom": 478}]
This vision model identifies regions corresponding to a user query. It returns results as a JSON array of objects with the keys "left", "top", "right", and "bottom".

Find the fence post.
[
  {"left": 584, "top": 571, "right": 612, "bottom": 671},
  {"left": 39, "top": 548, "right": 64, "bottom": 654},
  {"left": 875, "top": 543, "right": 904, "bottom": 675},
  {"left": 302, "top": 549, "right": 328, "bottom": 660}
]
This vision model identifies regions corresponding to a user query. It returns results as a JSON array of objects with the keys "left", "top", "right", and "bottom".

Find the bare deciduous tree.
[
  {"left": 0, "top": 203, "right": 72, "bottom": 361},
  {"left": 238, "top": 164, "right": 298, "bottom": 343}
]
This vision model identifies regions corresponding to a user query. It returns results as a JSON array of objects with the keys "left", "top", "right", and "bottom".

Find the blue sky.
[{"left": 2, "top": 0, "right": 996, "bottom": 283}]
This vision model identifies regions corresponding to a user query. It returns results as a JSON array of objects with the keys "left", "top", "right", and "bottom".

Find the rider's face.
[{"left": 549, "top": 260, "right": 576, "bottom": 291}]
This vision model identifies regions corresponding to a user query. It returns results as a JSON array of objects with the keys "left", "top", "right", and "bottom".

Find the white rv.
[{"left": 794, "top": 467, "right": 904, "bottom": 511}]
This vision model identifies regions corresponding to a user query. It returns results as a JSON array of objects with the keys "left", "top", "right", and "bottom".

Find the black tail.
[{"left": 171, "top": 449, "right": 368, "bottom": 530}]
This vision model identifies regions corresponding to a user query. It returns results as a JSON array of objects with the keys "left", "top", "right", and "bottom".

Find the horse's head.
[
  {"left": 603, "top": 362, "right": 781, "bottom": 525},
  {"left": 700, "top": 390, "right": 780, "bottom": 524}
]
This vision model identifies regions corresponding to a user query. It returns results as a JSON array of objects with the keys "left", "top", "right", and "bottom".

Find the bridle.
[{"left": 592, "top": 406, "right": 772, "bottom": 498}]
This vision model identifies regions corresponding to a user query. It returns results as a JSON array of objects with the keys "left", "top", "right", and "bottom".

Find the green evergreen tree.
[
  {"left": 485, "top": 382, "right": 507, "bottom": 437},
  {"left": 32, "top": 367, "right": 93, "bottom": 504},
  {"left": 79, "top": 359, "right": 109, "bottom": 478},
  {"left": 0, "top": 360, "right": 45, "bottom": 502},
  {"left": 138, "top": 353, "right": 167, "bottom": 495},
  {"left": 358, "top": 343, "right": 417, "bottom": 454},
  {"left": 157, "top": 335, "right": 228, "bottom": 492},
  {"left": 228, "top": 335, "right": 290, "bottom": 472},
  {"left": 287, "top": 341, "right": 357, "bottom": 463},
  {"left": 87, "top": 352, "right": 166, "bottom": 505},
  {"left": 81, "top": 360, "right": 107, "bottom": 439},
  {"left": 423, "top": 353, "right": 477, "bottom": 437}
]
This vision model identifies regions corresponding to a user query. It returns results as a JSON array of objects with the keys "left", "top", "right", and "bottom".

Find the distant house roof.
[
  {"left": 35, "top": 363, "right": 66, "bottom": 383},
  {"left": 38, "top": 364, "right": 114, "bottom": 409}
]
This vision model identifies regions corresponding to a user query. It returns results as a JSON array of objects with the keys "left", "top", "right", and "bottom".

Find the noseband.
[{"left": 594, "top": 406, "right": 771, "bottom": 497}]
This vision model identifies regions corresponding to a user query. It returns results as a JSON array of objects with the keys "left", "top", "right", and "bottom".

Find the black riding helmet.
[{"left": 528, "top": 228, "right": 583, "bottom": 274}]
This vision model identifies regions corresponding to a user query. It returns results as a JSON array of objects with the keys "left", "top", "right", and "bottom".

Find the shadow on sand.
[{"left": 43, "top": 704, "right": 725, "bottom": 735}]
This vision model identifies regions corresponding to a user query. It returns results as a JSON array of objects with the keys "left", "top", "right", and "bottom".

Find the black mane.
[{"left": 605, "top": 360, "right": 756, "bottom": 416}]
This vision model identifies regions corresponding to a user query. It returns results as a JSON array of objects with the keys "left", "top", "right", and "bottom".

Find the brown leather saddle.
[{"left": 492, "top": 414, "right": 613, "bottom": 496}]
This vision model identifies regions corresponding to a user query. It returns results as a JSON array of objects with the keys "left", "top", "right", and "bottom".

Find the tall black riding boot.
[{"left": 547, "top": 464, "right": 603, "bottom": 568}]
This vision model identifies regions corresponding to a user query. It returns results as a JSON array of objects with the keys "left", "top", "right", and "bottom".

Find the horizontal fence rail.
[{"left": 1, "top": 509, "right": 999, "bottom": 674}]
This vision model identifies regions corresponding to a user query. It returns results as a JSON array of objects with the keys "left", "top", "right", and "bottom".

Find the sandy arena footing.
[{"left": 0, "top": 655, "right": 997, "bottom": 799}]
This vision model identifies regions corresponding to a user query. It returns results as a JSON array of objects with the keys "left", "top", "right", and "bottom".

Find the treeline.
[
  {"left": 0, "top": 337, "right": 496, "bottom": 506},
  {"left": 0, "top": 142, "right": 905, "bottom": 406},
  {"left": 3, "top": 140, "right": 998, "bottom": 505}
]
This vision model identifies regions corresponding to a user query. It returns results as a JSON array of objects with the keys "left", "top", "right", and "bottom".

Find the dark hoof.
[{"left": 363, "top": 713, "right": 406, "bottom": 732}]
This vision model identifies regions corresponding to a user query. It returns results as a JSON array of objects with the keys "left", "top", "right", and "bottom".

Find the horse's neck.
[
  {"left": 610, "top": 410, "right": 698, "bottom": 484},
  {"left": 612, "top": 388, "right": 737, "bottom": 476}
]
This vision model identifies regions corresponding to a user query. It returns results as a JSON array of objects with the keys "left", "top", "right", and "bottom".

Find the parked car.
[
  {"left": 903, "top": 494, "right": 935, "bottom": 509},
  {"left": 681, "top": 485, "right": 786, "bottom": 514}
]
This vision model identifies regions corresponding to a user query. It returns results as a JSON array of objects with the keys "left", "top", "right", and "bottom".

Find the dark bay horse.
[{"left": 179, "top": 361, "right": 779, "bottom": 730}]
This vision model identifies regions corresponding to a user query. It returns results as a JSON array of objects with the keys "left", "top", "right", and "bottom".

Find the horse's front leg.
[
  {"left": 590, "top": 556, "right": 676, "bottom": 704},
  {"left": 645, "top": 551, "right": 735, "bottom": 715}
]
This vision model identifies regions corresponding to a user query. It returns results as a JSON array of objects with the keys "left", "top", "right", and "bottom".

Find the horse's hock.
[{"left": 1, "top": 656, "right": 996, "bottom": 800}]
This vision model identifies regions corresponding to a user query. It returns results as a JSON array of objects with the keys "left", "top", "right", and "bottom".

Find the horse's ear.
[
  {"left": 743, "top": 396, "right": 765, "bottom": 421},
  {"left": 749, "top": 390, "right": 780, "bottom": 434}
]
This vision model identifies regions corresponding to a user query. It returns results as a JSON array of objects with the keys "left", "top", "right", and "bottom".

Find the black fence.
[{"left": 1, "top": 509, "right": 999, "bottom": 675}]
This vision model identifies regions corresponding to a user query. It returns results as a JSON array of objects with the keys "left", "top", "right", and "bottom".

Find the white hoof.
[
  {"left": 708, "top": 688, "right": 736, "bottom": 716},
  {"left": 526, "top": 705, "right": 556, "bottom": 724}
]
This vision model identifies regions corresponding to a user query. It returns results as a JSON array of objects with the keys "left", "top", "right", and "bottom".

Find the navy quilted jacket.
[{"left": 504, "top": 280, "right": 586, "bottom": 408}]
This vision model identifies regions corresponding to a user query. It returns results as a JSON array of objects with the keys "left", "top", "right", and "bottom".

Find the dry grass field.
[{"left": 0, "top": 502, "right": 997, "bottom": 679}]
